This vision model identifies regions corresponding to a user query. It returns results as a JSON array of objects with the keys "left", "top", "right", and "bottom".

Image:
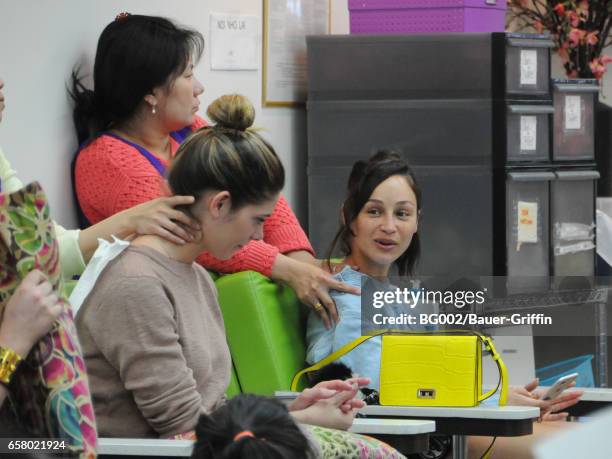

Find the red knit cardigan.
[{"left": 74, "top": 117, "right": 314, "bottom": 276}]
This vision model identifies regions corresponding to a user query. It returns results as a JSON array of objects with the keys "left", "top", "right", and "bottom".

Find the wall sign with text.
[{"left": 263, "top": 0, "right": 329, "bottom": 106}]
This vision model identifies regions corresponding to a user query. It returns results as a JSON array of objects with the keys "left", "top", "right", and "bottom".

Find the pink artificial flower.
[
  {"left": 567, "top": 11, "right": 581, "bottom": 28},
  {"left": 534, "top": 20, "right": 544, "bottom": 33},
  {"left": 600, "top": 55, "right": 612, "bottom": 65},
  {"left": 553, "top": 3, "right": 565, "bottom": 15},
  {"left": 578, "top": 0, "right": 589, "bottom": 14},
  {"left": 558, "top": 46, "right": 569, "bottom": 63},
  {"left": 568, "top": 28, "right": 586, "bottom": 47},
  {"left": 589, "top": 58, "right": 606, "bottom": 80},
  {"left": 586, "top": 31, "right": 599, "bottom": 46}
]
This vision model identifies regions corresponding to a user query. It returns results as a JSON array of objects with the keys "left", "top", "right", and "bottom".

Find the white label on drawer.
[
  {"left": 520, "top": 49, "right": 538, "bottom": 86},
  {"left": 554, "top": 240, "right": 595, "bottom": 256},
  {"left": 517, "top": 201, "right": 538, "bottom": 248},
  {"left": 520, "top": 115, "right": 537, "bottom": 151},
  {"left": 564, "top": 95, "right": 582, "bottom": 130}
]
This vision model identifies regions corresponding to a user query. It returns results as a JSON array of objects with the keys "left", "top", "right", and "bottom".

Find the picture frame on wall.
[{"left": 262, "top": 0, "right": 330, "bottom": 107}]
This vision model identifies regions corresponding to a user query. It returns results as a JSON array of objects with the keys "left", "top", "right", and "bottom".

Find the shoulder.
[
  {"left": 78, "top": 134, "right": 127, "bottom": 158},
  {"left": 334, "top": 266, "right": 364, "bottom": 288},
  {"left": 81, "top": 249, "right": 173, "bottom": 314},
  {"left": 76, "top": 135, "right": 139, "bottom": 167},
  {"left": 191, "top": 115, "right": 208, "bottom": 130},
  {"left": 96, "top": 248, "right": 169, "bottom": 291},
  {"left": 193, "top": 264, "right": 218, "bottom": 298},
  {"left": 75, "top": 135, "right": 158, "bottom": 178}
]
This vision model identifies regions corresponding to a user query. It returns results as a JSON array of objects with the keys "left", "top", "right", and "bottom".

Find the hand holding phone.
[{"left": 541, "top": 373, "right": 579, "bottom": 401}]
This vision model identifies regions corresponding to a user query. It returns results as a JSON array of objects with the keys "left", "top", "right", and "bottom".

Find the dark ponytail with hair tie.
[{"left": 191, "top": 394, "right": 312, "bottom": 459}]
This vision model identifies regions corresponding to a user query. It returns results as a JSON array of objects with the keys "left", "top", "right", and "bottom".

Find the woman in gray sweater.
[{"left": 75, "top": 94, "right": 379, "bottom": 445}]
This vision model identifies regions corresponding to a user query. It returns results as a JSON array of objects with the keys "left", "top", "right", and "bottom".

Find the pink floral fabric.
[{"left": 0, "top": 182, "right": 97, "bottom": 458}]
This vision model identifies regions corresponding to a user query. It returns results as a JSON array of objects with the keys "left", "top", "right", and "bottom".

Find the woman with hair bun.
[
  {"left": 71, "top": 14, "right": 357, "bottom": 324},
  {"left": 75, "top": 95, "right": 393, "bottom": 454}
]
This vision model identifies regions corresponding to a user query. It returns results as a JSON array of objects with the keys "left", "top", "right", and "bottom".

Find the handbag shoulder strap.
[
  {"left": 292, "top": 329, "right": 508, "bottom": 406},
  {"left": 291, "top": 330, "right": 386, "bottom": 391},
  {"left": 479, "top": 335, "right": 509, "bottom": 405}
]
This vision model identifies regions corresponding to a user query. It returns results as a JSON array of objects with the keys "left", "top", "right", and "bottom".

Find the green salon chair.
[{"left": 215, "top": 270, "right": 308, "bottom": 396}]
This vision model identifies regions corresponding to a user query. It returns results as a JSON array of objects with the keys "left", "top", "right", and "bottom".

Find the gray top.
[{"left": 76, "top": 245, "right": 231, "bottom": 438}]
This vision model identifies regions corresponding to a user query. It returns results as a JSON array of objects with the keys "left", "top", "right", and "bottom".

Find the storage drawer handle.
[
  {"left": 508, "top": 105, "right": 554, "bottom": 115},
  {"left": 554, "top": 84, "right": 600, "bottom": 93},
  {"left": 508, "top": 172, "right": 555, "bottom": 181},
  {"left": 555, "top": 171, "right": 600, "bottom": 180},
  {"left": 507, "top": 38, "right": 555, "bottom": 48}
]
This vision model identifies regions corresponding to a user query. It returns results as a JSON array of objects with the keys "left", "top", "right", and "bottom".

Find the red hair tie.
[
  {"left": 115, "top": 12, "right": 131, "bottom": 21},
  {"left": 233, "top": 430, "right": 255, "bottom": 442}
]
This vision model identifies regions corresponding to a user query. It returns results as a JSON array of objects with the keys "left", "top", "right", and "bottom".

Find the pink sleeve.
[
  {"left": 263, "top": 195, "right": 313, "bottom": 254},
  {"left": 196, "top": 196, "right": 314, "bottom": 277},
  {"left": 197, "top": 240, "right": 280, "bottom": 277}
]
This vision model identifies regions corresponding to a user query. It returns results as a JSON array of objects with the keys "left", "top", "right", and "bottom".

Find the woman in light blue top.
[
  {"left": 305, "top": 150, "right": 584, "bottom": 459},
  {"left": 306, "top": 150, "right": 422, "bottom": 389}
]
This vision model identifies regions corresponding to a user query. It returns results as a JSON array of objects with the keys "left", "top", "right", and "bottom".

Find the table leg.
[
  {"left": 452, "top": 434, "right": 468, "bottom": 459},
  {"left": 596, "top": 300, "right": 608, "bottom": 387}
]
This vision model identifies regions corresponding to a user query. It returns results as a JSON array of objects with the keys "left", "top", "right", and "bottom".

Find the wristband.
[{"left": 0, "top": 346, "right": 23, "bottom": 386}]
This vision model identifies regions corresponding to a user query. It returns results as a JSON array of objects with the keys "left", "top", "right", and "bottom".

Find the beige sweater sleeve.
[
  {"left": 87, "top": 276, "right": 204, "bottom": 437},
  {"left": 0, "top": 146, "right": 86, "bottom": 278}
]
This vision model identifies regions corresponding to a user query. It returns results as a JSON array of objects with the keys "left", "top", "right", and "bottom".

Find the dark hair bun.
[{"left": 207, "top": 94, "right": 255, "bottom": 131}]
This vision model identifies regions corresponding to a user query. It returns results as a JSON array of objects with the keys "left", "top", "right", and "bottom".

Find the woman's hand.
[
  {"left": 290, "top": 384, "right": 362, "bottom": 430},
  {"left": 319, "top": 259, "right": 359, "bottom": 275},
  {"left": 124, "top": 195, "right": 201, "bottom": 244},
  {"left": 506, "top": 383, "right": 551, "bottom": 411},
  {"left": 529, "top": 379, "right": 583, "bottom": 422},
  {"left": 0, "top": 270, "right": 62, "bottom": 356},
  {"left": 79, "top": 195, "right": 202, "bottom": 262},
  {"left": 271, "top": 254, "right": 360, "bottom": 330},
  {"left": 289, "top": 377, "right": 370, "bottom": 413},
  {"left": 507, "top": 379, "right": 583, "bottom": 421}
]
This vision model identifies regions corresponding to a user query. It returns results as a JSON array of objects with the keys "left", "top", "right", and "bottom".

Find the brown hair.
[{"left": 167, "top": 94, "right": 284, "bottom": 210}]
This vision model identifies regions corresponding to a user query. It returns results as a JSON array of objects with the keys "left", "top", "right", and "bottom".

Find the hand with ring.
[{"left": 271, "top": 253, "right": 360, "bottom": 330}]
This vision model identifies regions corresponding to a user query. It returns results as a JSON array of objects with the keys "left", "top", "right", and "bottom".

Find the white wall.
[
  {"left": 0, "top": 0, "right": 91, "bottom": 227},
  {"left": 330, "top": 0, "right": 349, "bottom": 34},
  {"left": 0, "top": 0, "right": 311, "bottom": 228}
]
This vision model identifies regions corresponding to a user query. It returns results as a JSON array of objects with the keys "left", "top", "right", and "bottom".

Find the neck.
[
  {"left": 345, "top": 253, "right": 391, "bottom": 279},
  {"left": 114, "top": 116, "right": 172, "bottom": 160},
  {"left": 132, "top": 234, "right": 204, "bottom": 264}
]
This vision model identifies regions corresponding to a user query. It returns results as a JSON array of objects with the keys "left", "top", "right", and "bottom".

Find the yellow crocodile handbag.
[{"left": 292, "top": 330, "right": 508, "bottom": 407}]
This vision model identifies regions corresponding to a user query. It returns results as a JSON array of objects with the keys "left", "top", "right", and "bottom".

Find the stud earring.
[{"left": 151, "top": 105, "right": 157, "bottom": 115}]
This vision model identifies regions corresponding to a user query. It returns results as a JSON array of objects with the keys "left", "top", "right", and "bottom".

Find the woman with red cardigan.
[{"left": 70, "top": 14, "right": 356, "bottom": 325}]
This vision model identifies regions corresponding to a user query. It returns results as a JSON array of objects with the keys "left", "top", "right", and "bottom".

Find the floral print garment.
[
  {"left": 306, "top": 425, "right": 407, "bottom": 459},
  {"left": 0, "top": 182, "right": 97, "bottom": 458}
]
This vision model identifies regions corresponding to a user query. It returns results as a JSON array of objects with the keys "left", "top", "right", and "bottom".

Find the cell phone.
[{"left": 542, "top": 373, "right": 579, "bottom": 401}]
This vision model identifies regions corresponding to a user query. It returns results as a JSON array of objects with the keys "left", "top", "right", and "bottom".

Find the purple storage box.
[{"left": 349, "top": 0, "right": 507, "bottom": 34}]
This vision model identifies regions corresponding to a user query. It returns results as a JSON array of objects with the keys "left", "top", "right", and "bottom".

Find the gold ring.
[{"left": 313, "top": 302, "right": 324, "bottom": 312}]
